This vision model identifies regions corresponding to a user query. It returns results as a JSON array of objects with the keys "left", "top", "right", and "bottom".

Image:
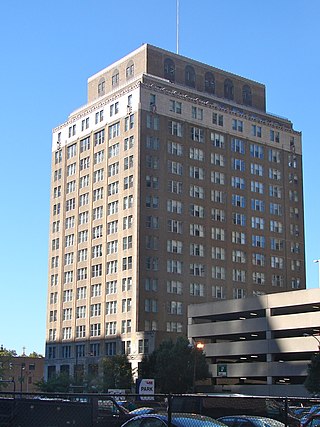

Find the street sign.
[{"left": 217, "top": 364, "right": 227, "bottom": 377}]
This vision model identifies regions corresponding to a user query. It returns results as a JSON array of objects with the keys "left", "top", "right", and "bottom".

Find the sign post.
[{"left": 136, "top": 379, "right": 155, "bottom": 400}]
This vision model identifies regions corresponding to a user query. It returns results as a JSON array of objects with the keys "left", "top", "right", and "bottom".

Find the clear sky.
[{"left": 1, "top": 0, "right": 319, "bottom": 356}]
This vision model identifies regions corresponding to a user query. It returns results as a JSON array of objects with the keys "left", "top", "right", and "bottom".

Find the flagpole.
[{"left": 176, "top": 0, "right": 179, "bottom": 54}]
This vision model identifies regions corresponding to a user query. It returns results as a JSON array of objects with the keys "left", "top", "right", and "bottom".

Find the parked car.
[
  {"left": 129, "top": 407, "right": 156, "bottom": 415},
  {"left": 217, "top": 415, "right": 285, "bottom": 427},
  {"left": 301, "top": 407, "right": 320, "bottom": 427},
  {"left": 96, "top": 397, "right": 135, "bottom": 426},
  {"left": 301, "top": 413, "right": 320, "bottom": 427},
  {"left": 121, "top": 413, "right": 228, "bottom": 427}
]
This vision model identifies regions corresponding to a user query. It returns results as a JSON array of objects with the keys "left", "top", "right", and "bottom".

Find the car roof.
[
  {"left": 123, "top": 413, "right": 228, "bottom": 427},
  {"left": 218, "top": 416, "right": 284, "bottom": 426}
]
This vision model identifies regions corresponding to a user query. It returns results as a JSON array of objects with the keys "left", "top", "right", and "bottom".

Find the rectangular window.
[
  {"left": 94, "top": 150, "right": 104, "bottom": 165},
  {"left": 108, "top": 220, "right": 118, "bottom": 234},
  {"left": 168, "top": 219, "right": 183, "bottom": 234},
  {"left": 94, "top": 129, "right": 105, "bottom": 146},
  {"left": 191, "top": 106, "right": 203, "bottom": 120},
  {"left": 250, "top": 144, "right": 264, "bottom": 159},
  {"left": 251, "top": 181, "right": 264, "bottom": 194},
  {"left": 251, "top": 163, "right": 263, "bottom": 176},
  {"left": 125, "top": 114, "right": 135, "bottom": 131},
  {"left": 109, "top": 102, "right": 119, "bottom": 117},
  {"left": 251, "top": 216, "right": 265, "bottom": 230},
  {"left": 167, "top": 200, "right": 182, "bottom": 214},
  {"left": 252, "top": 253, "right": 265, "bottom": 266},
  {"left": 211, "top": 208, "right": 225, "bottom": 222},
  {"left": 212, "top": 285, "right": 226, "bottom": 299},
  {"left": 270, "top": 129, "right": 280, "bottom": 143},
  {"left": 168, "top": 120, "right": 183, "bottom": 136},
  {"left": 106, "top": 280, "right": 118, "bottom": 294},
  {"left": 169, "top": 100, "right": 182, "bottom": 114},
  {"left": 232, "top": 249, "right": 246, "bottom": 263},
  {"left": 231, "top": 231, "right": 246, "bottom": 245},
  {"left": 168, "top": 180, "right": 183, "bottom": 194},
  {"left": 124, "top": 135, "right": 134, "bottom": 151},
  {"left": 76, "top": 306, "right": 88, "bottom": 323},
  {"left": 231, "top": 176, "right": 245, "bottom": 190},
  {"left": 211, "top": 171, "right": 225, "bottom": 185},
  {"left": 80, "top": 175, "right": 89, "bottom": 189},
  {"left": 146, "top": 136, "right": 159, "bottom": 150},
  {"left": 232, "top": 194, "right": 246, "bottom": 208},
  {"left": 108, "top": 122, "right": 120, "bottom": 139},
  {"left": 124, "top": 155, "right": 134, "bottom": 170},
  {"left": 212, "top": 113, "right": 224, "bottom": 127},
  {"left": 211, "top": 132, "right": 225, "bottom": 148},
  {"left": 168, "top": 141, "right": 183, "bottom": 156},
  {"left": 211, "top": 153, "right": 225, "bottom": 166},
  {"left": 269, "top": 149, "right": 281, "bottom": 163},
  {"left": 190, "top": 185, "right": 204, "bottom": 199},
  {"left": 212, "top": 266, "right": 226, "bottom": 280},
  {"left": 168, "top": 161, "right": 183, "bottom": 175},
  {"left": 147, "top": 114, "right": 160, "bottom": 130},
  {"left": 211, "top": 227, "right": 225, "bottom": 241},
  {"left": 231, "top": 138, "right": 245, "bottom": 154},
  {"left": 92, "top": 244, "right": 102, "bottom": 258},
  {"left": 232, "top": 119, "right": 243, "bottom": 132},
  {"left": 191, "top": 127, "right": 204, "bottom": 142},
  {"left": 167, "top": 280, "right": 183, "bottom": 294},
  {"left": 190, "top": 147, "right": 204, "bottom": 161},
  {"left": 251, "top": 125, "right": 262, "bottom": 138},
  {"left": 212, "top": 246, "right": 226, "bottom": 260},
  {"left": 252, "top": 235, "right": 265, "bottom": 248},
  {"left": 190, "top": 223, "right": 204, "bottom": 237},
  {"left": 94, "top": 169, "right": 104, "bottom": 183},
  {"left": 269, "top": 168, "right": 281, "bottom": 180}
]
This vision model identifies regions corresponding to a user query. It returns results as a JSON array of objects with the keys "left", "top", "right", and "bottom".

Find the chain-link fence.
[{"left": 0, "top": 391, "right": 319, "bottom": 427}]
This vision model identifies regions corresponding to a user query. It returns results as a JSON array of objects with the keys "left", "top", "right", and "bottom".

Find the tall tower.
[{"left": 46, "top": 44, "right": 305, "bottom": 379}]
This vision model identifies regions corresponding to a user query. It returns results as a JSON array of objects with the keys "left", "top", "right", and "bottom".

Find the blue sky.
[{"left": 1, "top": 0, "right": 319, "bottom": 355}]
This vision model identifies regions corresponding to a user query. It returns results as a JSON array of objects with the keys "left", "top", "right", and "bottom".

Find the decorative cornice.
[{"left": 140, "top": 80, "right": 299, "bottom": 136}]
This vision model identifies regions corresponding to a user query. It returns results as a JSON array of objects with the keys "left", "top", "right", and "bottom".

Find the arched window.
[
  {"left": 242, "top": 85, "right": 252, "bottom": 106},
  {"left": 185, "top": 65, "right": 195, "bottom": 88},
  {"left": 224, "top": 79, "right": 234, "bottom": 100},
  {"left": 164, "top": 58, "right": 175, "bottom": 82},
  {"left": 205, "top": 72, "right": 215, "bottom": 94},
  {"left": 112, "top": 69, "right": 119, "bottom": 87},
  {"left": 126, "top": 60, "right": 134, "bottom": 79},
  {"left": 98, "top": 78, "right": 105, "bottom": 97}
]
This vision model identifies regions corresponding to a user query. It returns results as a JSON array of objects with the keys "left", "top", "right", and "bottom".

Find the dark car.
[
  {"left": 129, "top": 407, "right": 157, "bottom": 415},
  {"left": 301, "top": 407, "right": 320, "bottom": 427},
  {"left": 95, "top": 397, "right": 135, "bottom": 426},
  {"left": 121, "top": 412, "right": 228, "bottom": 427},
  {"left": 301, "top": 413, "right": 320, "bottom": 427},
  {"left": 217, "top": 415, "right": 285, "bottom": 427}
]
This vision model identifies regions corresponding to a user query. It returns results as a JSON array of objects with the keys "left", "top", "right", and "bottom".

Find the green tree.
[
  {"left": 305, "top": 352, "right": 320, "bottom": 395},
  {"left": 28, "top": 352, "right": 44, "bottom": 358},
  {"left": 35, "top": 373, "right": 71, "bottom": 393},
  {"left": 140, "top": 337, "right": 209, "bottom": 393},
  {"left": 102, "top": 354, "right": 133, "bottom": 391},
  {"left": 0, "top": 347, "right": 17, "bottom": 390}
]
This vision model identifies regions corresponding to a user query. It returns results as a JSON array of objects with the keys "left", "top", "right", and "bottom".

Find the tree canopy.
[
  {"left": 35, "top": 373, "right": 71, "bottom": 393},
  {"left": 305, "top": 352, "right": 320, "bottom": 395},
  {"left": 139, "top": 337, "right": 209, "bottom": 393},
  {"left": 102, "top": 354, "right": 133, "bottom": 391}
]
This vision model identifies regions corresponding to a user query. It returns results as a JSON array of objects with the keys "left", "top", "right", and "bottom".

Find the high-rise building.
[{"left": 45, "top": 44, "right": 305, "bottom": 379}]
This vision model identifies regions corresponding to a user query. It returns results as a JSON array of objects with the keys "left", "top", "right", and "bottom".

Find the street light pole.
[
  {"left": 304, "top": 333, "right": 320, "bottom": 351},
  {"left": 192, "top": 342, "right": 204, "bottom": 393},
  {"left": 20, "top": 363, "right": 25, "bottom": 393},
  {"left": 313, "top": 259, "right": 320, "bottom": 288}
]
